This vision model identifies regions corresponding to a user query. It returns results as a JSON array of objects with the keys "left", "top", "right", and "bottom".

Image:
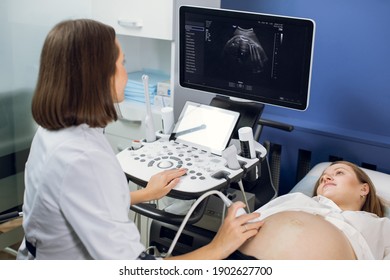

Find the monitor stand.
[
  {"left": 210, "top": 96, "right": 264, "bottom": 140},
  {"left": 210, "top": 96, "right": 278, "bottom": 209}
]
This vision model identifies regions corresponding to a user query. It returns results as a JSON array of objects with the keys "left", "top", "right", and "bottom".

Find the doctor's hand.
[
  {"left": 208, "top": 201, "right": 263, "bottom": 259},
  {"left": 130, "top": 168, "right": 187, "bottom": 205},
  {"left": 166, "top": 201, "right": 264, "bottom": 260}
]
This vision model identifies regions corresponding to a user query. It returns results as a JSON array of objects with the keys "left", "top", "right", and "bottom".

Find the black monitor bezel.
[{"left": 179, "top": 6, "right": 315, "bottom": 111}]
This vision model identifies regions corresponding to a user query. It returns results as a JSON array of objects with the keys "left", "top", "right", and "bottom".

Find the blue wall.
[{"left": 222, "top": 0, "right": 390, "bottom": 193}]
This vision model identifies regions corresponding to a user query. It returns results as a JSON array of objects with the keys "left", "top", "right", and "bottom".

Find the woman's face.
[
  {"left": 113, "top": 39, "right": 127, "bottom": 103},
  {"left": 316, "top": 163, "right": 369, "bottom": 210}
]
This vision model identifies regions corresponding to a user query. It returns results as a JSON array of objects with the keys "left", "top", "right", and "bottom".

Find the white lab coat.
[
  {"left": 254, "top": 192, "right": 390, "bottom": 259},
  {"left": 17, "top": 124, "right": 145, "bottom": 259}
]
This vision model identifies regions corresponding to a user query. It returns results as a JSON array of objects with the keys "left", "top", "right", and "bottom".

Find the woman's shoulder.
[{"left": 36, "top": 125, "right": 112, "bottom": 165}]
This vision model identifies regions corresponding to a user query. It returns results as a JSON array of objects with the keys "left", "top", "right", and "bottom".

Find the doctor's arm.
[
  {"left": 166, "top": 201, "right": 263, "bottom": 260},
  {"left": 130, "top": 168, "right": 187, "bottom": 205}
]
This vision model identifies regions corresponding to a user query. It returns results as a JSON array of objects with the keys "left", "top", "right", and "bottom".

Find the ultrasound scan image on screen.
[{"left": 179, "top": 6, "right": 315, "bottom": 111}]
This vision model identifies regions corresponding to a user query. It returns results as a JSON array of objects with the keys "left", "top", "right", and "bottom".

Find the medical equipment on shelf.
[{"left": 142, "top": 74, "right": 156, "bottom": 143}]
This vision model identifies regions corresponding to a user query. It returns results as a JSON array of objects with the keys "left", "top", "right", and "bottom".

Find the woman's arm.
[{"left": 130, "top": 168, "right": 187, "bottom": 205}]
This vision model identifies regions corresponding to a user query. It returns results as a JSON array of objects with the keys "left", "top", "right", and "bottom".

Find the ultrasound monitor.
[{"left": 179, "top": 6, "right": 315, "bottom": 111}]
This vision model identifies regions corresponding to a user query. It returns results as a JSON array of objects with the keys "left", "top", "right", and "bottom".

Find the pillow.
[{"left": 290, "top": 162, "right": 390, "bottom": 218}]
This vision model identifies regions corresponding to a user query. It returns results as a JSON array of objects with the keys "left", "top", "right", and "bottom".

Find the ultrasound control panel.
[{"left": 116, "top": 138, "right": 258, "bottom": 199}]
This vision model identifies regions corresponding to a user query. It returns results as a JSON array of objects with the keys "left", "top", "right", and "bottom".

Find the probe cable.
[{"left": 166, "top": 189, "right": 233, "bottom": 257}]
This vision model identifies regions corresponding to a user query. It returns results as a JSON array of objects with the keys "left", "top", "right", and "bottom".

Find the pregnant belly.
[{"left": 239, "top": 211, "right": 356, "bottom": 260}]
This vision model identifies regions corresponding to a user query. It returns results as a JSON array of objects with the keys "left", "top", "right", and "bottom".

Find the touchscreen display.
[{"left": 170, "top": 102, "right": 240, "bottom": 155}]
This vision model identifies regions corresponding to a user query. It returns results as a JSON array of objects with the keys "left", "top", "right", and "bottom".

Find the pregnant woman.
[{"left": 237, "top": 161, "right": 390, "bottom": 259}]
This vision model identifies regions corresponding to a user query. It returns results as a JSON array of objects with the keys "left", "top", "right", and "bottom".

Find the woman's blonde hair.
[
  {"left": 32, "top": 19, "right": 119, "bottom": 130},
  {"left": 313, "top": 161, "right": 386, "bottom": 217}
]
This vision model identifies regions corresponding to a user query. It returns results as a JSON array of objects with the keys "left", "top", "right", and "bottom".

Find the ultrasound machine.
[{"left": 116, "top": 6, "right": 315, "bottom": 256}]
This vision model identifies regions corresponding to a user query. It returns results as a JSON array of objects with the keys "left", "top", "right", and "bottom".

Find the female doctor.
[{"left": 17, "top": 19, "right": 262, "bottom": 260}]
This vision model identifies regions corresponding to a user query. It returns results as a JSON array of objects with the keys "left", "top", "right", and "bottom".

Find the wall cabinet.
[{"left": 92, "top": 0, "right": 174, "bottom": 40}]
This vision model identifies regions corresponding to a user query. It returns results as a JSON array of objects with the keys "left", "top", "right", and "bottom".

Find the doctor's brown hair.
[
  {"left": 32, "top": 19, "right": 119, "bottom": 130},
  {"left": 313, "top": 161, "right": 385, "bottom": 217}
]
